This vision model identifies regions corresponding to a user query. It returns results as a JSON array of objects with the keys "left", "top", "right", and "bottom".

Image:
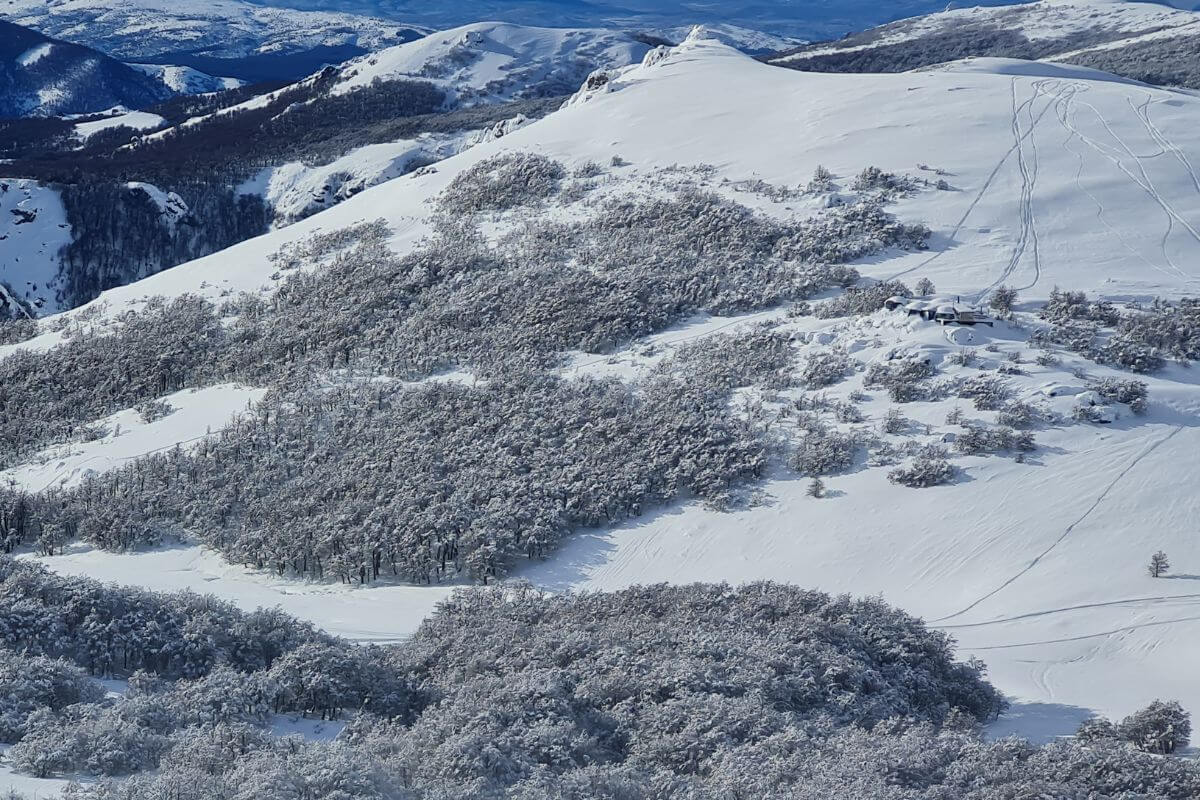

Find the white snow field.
[
  {"left": 9, "top": 32, "right": 1200, "bottom": 741},
  {"left": 72, "top": 108, "right": 167, "bottom": 140},
  {"left": 0, "top": 179, "right": 70, "bottom": 317},
  {"left": 0, "top": 384, "right": 266, "bottom": 493}
]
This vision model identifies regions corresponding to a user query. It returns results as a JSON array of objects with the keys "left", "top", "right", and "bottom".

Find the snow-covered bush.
[
  {"left": 882, "top": 407, "right": 907, "bottom": 434},
  {"left": 851, "top": 166, "right": 916, "bottom": 194},
  {"left": 953, "top": 425, "right": 1034, "bottom": 456},
  {"left": 0, "top": 652, "right": 105, "bottom": 743},
  {"left": 866, "top": 356, "right": 935, "bottom": 403},
  {"left": 437, "top": 152, "right": 566, "bottom": 214},
  {"left": 1040, "top": 286, "right": 1120, "bottom": 326},
  {"left": 996, "top": 401, "right": 1038, "bottom": 429},
  {"left": 789, "top": 422, "right": 860, "bottom": 476},
  {"left": 136, "top": 399, "right": 174, "bottom": 424},
  {"left": 1091, "top": 377, "right": 1148, "bottom": 413},
  {"left": 1103, "top": 298, "right": 1200, "bottom": 372},
  {"left": 816, "top": 279, "right": 912, "bottom": 319},
  {"left": 0, "top": 317, "right": 36, "bottom": 346},
  {"left": 948, "top": 348, "right": 976, "bottom": 367},
  {"left": 989, "top": 285, "right": 1018, "bottom": 316},
  {"left": 801, "top": 349, "right": 851, "bottom": 389},
  {"left": 889, "top": 454, "right": 954, "bottom": 488},
  {"left": 1118, "top": 701, "right": 1192, "bottom": 755},
  {"left": 662, "top": 329, "right": 796, "bottom": 392},
  {"left": 957, "top": 375, "right": 1011, "bottom": 411},
  {"left": 806, "top": 164, "right": 834, "bottom": 194}
]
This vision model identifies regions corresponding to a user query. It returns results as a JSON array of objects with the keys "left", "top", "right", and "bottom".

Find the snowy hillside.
[
  {"left": 5, "top": 31, "right": 1200, "bottom": 757},
  {"left": 0, "top": 179, "right": 69, "bottom": 317},
  {"left": 127, "top": 64, "right": 244, "bottom": 95},
  {"left": 328, "top": 22, "right": 652, "bottom": 104},
  {"left": 0, "top": 0, "right": 425, "bottom": 82},
  {"left": 0, "top": 20, "right": 175, "bottom": 117},
  {"left": 772, "top": 0, "right": 1200, "bottom": 88}
]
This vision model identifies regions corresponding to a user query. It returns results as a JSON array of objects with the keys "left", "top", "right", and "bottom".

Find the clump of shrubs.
[
  {"left": 997, "top": 400, "right": 1038, "bottom": 428},
  {"left": 957, "top": 375, "right": 1011, "bottom": 411},
  {"left": 953, "top": 425, "right": 1035, "bottom": 456},
  {"left": 852, "top": 166, "right": 916, "bottom": 194},
  {"left": 1077, "top": 700, "right": 1191, "bottom": 755},
  {"left": 438, "top": 152, "right": 566, "bottom": 214},
  {"left": 865, "top": 356, "right": 936, "bottom": 403},
  {"left": 1040, "top": 287, "right": 1120, "bottom": 326},
  {"left": 889, "top": 452, "right": 954, "bottom": 488},
  {"left": 136, "top": 399, "right": 175, "bottom": 424},
  {"left": 0, "top": 317, "right": 37, "bottom": 346},
  {"left": 789, "top": 419, "right": 860, "bottom": 476},
  {"left": 816, "top": 280, "right": 912, "bottom": 319},
  {"left": 1091, "top": 377, "right": 1148, "bottom": 413},
  {"left": 801, "top": 349, "right": 852, "bottom": 389}
]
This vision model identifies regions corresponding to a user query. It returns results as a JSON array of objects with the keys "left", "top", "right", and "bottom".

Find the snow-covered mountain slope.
[
  {"left": 38, "top": 34, "right": 1200, "bottom": 327},
  {"left": 329, "top": 22, "right": 652, "bottom": 104},
  {"left": 0, "top": 20, "right": 175, "bottom": 117},
  {"left": 0, "top": 0, "right": 425, "bottom": 82},
  {"left": 9, "top": 35, "right": 1200, "bottom": 735},
  {"left": 771, "top": 0, "right": 1200, "bottom": 87},
  {"left": 183, "top": 21, "right": 653, "bottom": 128},
  {"left": 0, "top": 179, "right": 70, "bottom": 317},
  {"left": 248, "top": 0, "right": 1038, "bottom": 43},
  {"left": 127, "top": 64, "right": 244, "bottom": 95},
  {"left": 71, "top": 108, "right": 168, "bottom": 141},
  {"left": 237, "top": 131, "right": 479, "bottom": 225}
]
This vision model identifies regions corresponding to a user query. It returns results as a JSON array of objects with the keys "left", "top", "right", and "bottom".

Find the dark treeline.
[{"left": 3, "top": 75, "right": 558, "bottom": 312}]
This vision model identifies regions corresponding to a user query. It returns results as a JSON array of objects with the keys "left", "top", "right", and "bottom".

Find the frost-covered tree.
[
  {"left": 1119, "top": 700, "right": 1191, "bottom": 754},
  {"left": 989, "top": 285, "right": 1018, "bottom": 315},
  {"left": 915, "top": 277, "right": 936, "bottom": 297},
  {"left": 1149, "top": 550, "right": 1170, "bottom": 578}
]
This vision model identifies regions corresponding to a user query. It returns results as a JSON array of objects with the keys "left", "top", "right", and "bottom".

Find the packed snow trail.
[{"left": 932, "top": 425, "right": 1184, "bottom": 624}]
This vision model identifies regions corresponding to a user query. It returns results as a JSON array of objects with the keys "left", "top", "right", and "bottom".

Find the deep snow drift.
[{"left": 8, "top": 34, "right": 1200, "bottom": 741}]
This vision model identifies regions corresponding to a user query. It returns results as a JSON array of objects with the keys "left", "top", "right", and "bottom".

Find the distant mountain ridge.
[
  {"left": 769, "top": 0, "right": 1200, "bottom": 88},
  {"left": 0, "top": 21, "right": 175, "bottom": 118},
  {"left": 0, "top": 0, "right": 427, "bottom": 82}
]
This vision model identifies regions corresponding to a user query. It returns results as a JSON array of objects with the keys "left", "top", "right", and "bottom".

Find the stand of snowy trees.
[
  {"left": 0, "top": 160, "right": 937, "bottom": 581},
  {"left": 2, "top": 567, "right": 1199, "bottom": 799}
]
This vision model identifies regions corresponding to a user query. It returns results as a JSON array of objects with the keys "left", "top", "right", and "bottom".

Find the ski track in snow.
[
  {"left": 933, "top": 425, "right": 1185, "bottom": 624},
  {"left": 967, "top": 614, "right": 1200, "bottom": 651},
  {"left": 940, "top": 592, "right": 1200, "bottom": 630},
  {"left": 885, "top": 77, "right": 1059, "bottom": 284},
  {"left": 1057, "top": 93, "right": 1181, "bottom": 283},
  {"left": 1056, "top": 93, "right": 1200, "bottom": 282}
]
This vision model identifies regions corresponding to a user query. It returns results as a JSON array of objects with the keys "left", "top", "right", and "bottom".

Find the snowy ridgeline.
[{"left": 771, "top": 0, "right": 1200, "bottom": 88}]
